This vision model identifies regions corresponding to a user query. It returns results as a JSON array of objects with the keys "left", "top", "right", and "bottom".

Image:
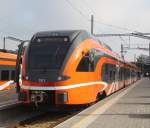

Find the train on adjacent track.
[
  {"left": 0, "top": 50, "right": 16, "bottom": 90},
  {"left": 15, "top": 30, "right": 141, "bottom": 106}
]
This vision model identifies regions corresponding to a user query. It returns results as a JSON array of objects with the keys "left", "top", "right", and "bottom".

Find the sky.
[{"left": 0, "top": 0, "right": 149, "bottom": 61}]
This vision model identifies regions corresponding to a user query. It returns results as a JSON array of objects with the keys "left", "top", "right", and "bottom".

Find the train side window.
[
  {"left": 121, "top": 68, "right": 124, "bottom": 80},
  {"left": 128, "top": 69, "right": 130, "bottom": 79},
  {"left": 1, "top": 70, "right": 9, "bottom": 80},
  {"left": 109, "top": 65, "right": 116, "bottom": 82},
  {"left": 124, "top": 69, "right": 126, "bottom": 79},
  {"left": 119, "top": 68, "right": 122, "bottom": 80},
  {"left": 124, "top": 68, "right": 127, "bottom": 80},
  {"left": 113, "top": 70, "right": 116, "bottom": 81},
  {"left": 125, "top": 69, "right": 130, "bottom": 79},
  {"left": 11, "top": 70, "right": 15, "bottom": 80},
  {"left": 102, "top": 64, "right": 109, "bottom": 82},
  {"left": 102, "top": 64, "right": 117, "bottom": 83},
  {"left": 126, "top": 69, "right": 128, "bottom": 79},
  {"left": 109, "top": 70, "right": 113, "bottom": 82},
  {"left": 119, "top": 68, "right": 123, "bottom": 80}
]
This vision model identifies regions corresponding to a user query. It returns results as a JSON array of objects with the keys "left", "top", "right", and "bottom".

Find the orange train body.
[{"left": 17, "top": 30, "right": 141, "bottom": 105}]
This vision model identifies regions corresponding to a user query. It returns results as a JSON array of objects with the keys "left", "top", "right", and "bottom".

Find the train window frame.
[
  {"left": 102, "top": 63, "right": 109, "bottom": 82},
  {"left": 101, "top": 63, "right": 117, "bottom": 83},
  {"left": 76, "top": 49, "right": 95, "bottom": 72},
  {"left": 119, "top": 67, "right": 124, "bottom": 81},
  {"left": 11, "top": 70, "right": 15, "bottom": 80}
]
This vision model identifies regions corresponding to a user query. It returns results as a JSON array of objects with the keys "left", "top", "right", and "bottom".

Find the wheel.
[{"left": 96, "top": 91, "right": 106, "bottom": 101}]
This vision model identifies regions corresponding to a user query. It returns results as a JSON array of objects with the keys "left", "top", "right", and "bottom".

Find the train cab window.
[
  {"left": 29, "top": 37, "right": 71, "bottom": 70},
  {"left": 11, "top": 70, "right": 15, "bottom": 80},
  {"left": 1, "top": 70, "right": 9, "bottom": 80},
  {"left": 76, "top": 51, "right": 95, "bottom": 72}
]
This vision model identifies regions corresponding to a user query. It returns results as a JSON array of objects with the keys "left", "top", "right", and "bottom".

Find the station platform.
[{"left": 55, "top": 78, "right": 150, "bottom": 128}]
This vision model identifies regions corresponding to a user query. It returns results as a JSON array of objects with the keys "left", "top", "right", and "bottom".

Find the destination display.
[{"left": 34, "top": 36, "right": 69, "bottom": 43}]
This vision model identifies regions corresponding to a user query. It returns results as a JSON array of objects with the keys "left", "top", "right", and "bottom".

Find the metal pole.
[
  {"left": 3, "top": 37, "right": 5, "bottom": 49},
  {"left": 134, "top": 54, "right": 136, "bottom": 63},
  {"left": 149, "top": 42, "right": 150, "bottom": 57},
  {"left": 149, "top": 43, "right": 150, "bottom": 78},
  {"left": 91, "top": 15, "right": 94, "bottom": 35},
  {"left": 121, "top": 44, "right": 124, "bottom": 59}
]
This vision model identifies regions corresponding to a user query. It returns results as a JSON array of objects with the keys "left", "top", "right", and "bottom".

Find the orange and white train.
[{"left": 15, "top": 30, "right": 141, "bottom": 105}]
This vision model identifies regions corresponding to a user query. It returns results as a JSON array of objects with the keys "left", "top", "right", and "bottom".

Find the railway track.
[
  {"left": 0, "top": 89, "right": 19, "bottom": 110},
  {"left": 0, "top": 102, "right": 84, "bottom": 128},
  {"left": 17, "top": 108, "right": 80, "bottom": 128},
  {"left": 0, "top": 88, "right": 84, "bottom": 128},
  {"left": 0, "top": 99, "right": 20, "bottom": 110}
]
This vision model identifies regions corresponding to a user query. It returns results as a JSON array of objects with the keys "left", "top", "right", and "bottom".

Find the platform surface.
[{"left": 55, "top": 78, "right": 150, "bottom": 128}]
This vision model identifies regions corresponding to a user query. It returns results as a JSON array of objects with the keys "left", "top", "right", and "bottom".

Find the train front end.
[{"left": 19, "top": 31, "right": 78, "bottom": 105}]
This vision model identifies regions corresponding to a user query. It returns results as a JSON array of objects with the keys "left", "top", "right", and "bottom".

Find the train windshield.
[{"left": 29, "top": 37, "right": 71, "bottom": 69}]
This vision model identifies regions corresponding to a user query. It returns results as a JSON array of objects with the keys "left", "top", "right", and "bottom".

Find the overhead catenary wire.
[
  {"left": 80, "top": 0, "right": 95, "bottom": 15},
  {"left": 65, "top": 0, "right": 90, "bottom": 20},
  {"left": 94, "top": 20, "right": 138, "bottom": 32},
  {"left": 81, "top": 0, "right": 136, "bottom": 32},
  {"left": 79, "top": 0, "right": 139, "bottom": 32},
  {"left": 65, "top": 0, "right": 139, "bottom": 33}
]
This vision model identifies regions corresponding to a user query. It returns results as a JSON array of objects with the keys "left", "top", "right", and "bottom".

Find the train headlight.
[
  {"left": 25, "top": 76, "right": 29, "bottom": 80},
  {"left": 57, "top": 75, "right": 70, "bottom": 81},
  {"left": 57, "top": 76, "right": 62, "bottom": 81}
]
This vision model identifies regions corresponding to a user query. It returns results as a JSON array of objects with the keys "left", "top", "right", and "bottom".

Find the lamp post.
[
  {"left": 3, "top": 36, "right": 28, "bottom": 50},
  {"left": 91, "top": 15, "right": 94, "bottom": 35},
  {"left": 5, "top": 36, "right": 23, "bottom": 42},
  {"left": 3, "top": 37, "right": 6, "bottom": 49},
  {"left": 149, "top": 42, "right": 150, "bottom": 57}
]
